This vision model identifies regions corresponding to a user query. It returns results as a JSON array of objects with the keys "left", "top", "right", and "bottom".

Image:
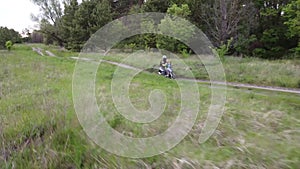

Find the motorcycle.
[{"left": 158, "top": 67, "right": 175, "bottom": 79}]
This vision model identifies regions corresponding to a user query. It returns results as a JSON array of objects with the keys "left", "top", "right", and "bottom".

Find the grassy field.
[
  {"left": 97, "top": 50, "right": 300, "bottom": 88},
  {"left": 0, "top": 44, "right": 300, "bottom": 168}
]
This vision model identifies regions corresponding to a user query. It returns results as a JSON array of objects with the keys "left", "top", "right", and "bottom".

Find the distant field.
[{"left": 0, "top": 44, "right": 299, "bottom": 168}]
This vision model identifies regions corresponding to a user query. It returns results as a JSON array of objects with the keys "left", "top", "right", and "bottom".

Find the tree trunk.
[{"left": 220, "top": 0, "right": 228, "bottom": 44}]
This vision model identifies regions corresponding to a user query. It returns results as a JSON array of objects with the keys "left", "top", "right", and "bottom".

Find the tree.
[
  {"left": 61, "top": 0, "right": 78, "bottom": 39},
  {"left": 251, "top": 0, "right": 296, "bottom": 58},
  {"left": 140, "top": 18, "right": 157, "bottom": 50},
  {"left": 0, "top": 27, "right": 21, "bottom": 49},
  {"left": 157, "top": 4, "right": 194, "bottom": 54},
  {"left": 89, "top": 19, "right": 127, "bottom": 52},
  {"left": 31, "top": 0, "right": 64, "bottom": 45},
  {"left": 194, "top": 0, "right": 257, "bottom": 47},
  {"left": 21, "top": 28, "right": 32, "bottom": 43},
  {"left": 39, "top": 18, "right": 64, "bottom": 45},
  {"left": 32, "top": 0, "right": 113, "bottom": 50},
  {"left": 90, "top": 0, "right": 113, "bottom": 33},
  {"left": 60, "top": 0, "right": 80, "bottom": 50},
  {"left": 110, "top": 0, "right": 144, "bottom": 18},
  {"left": 284, "top": 0, "right": 300, "bottom": 37},
  {"left": 143, "top": 0, "right": 171, "bottom": 13},
  {"left": 67, "top": 0, "right": 113, "bottom": 51},
  {"left": 31, "top": 0, "right": 63, "bottom": 24},
  {"left": 283, "top": 0, "right": 300, "bottom": 54},
  {"left": 27, "top": 0, "right": 298, "bottom": 58}
]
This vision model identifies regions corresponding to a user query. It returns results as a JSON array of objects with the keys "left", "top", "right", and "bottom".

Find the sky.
[{"left": 0, "top": 0, "right": 40, "bottom": 34}]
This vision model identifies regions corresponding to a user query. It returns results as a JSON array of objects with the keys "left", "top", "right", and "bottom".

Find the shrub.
[
  {"left": 5, "top": 40, "right": 13, "bottom": 51},
  {"left": 181, "top": 48, "right": 190, "bottom": 58},
  {"left": 216, "top": 38, "right": 233, "bottom": 61}
]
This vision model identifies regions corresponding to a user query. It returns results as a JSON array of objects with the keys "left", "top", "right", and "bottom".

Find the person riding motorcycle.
[
  {"left": 159, "top": 55, "right": 168, "bottom": 75},
  {"left": 158, "top": 55, "right": 174, "bottom": 78}
]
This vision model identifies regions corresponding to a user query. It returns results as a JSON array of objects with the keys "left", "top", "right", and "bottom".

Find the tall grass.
[
  {"left": 0, "top": 45, "right": 299, "bottom": 168},
  {"left": 223, "top": 56, "right": 300, "bottom": 88}
]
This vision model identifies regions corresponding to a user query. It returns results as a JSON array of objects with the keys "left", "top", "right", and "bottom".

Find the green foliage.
[
  {"left": 31, "top": 0, "right": 64, "bottom": 46},
  {"left": 100, "top": 19, "right": 127, "bottom": 51},
  {"left": 143, "top": 0, "right": 171, "bottom": 12},
  {"left": 5, "top": 40, "right": 13, "bottom": 51},
  {"left": 251, "top": 0, "right": 297, "bottom": 59},
  {"left": 128, "top": 43, "right": 136, "bottom": 50},
  {"left": 61, "top": 0, "right": 79, "bottom": 50},
  {"left": 252, "top": 28, "right": 290, "bottom": 58},
  {"left": 139, "top": 19, "right": 157, "bottom": 49},
  {"left": 30, "top": 0, "right": 300, "bottom": 58},
  {"left": 32, "top": 0, "right": 113, "bottom": 51},
  {"left": 65, "top": 0, "right": 112, "bottom": 51},
  {"left": 0, "top": 27, "right": 21, "bottom": 49},
  {"left": 181, "top": 48, "right": 190, "bottom": 58},
  {"left": 283, "top": 0, "right": 300, "bottom": 55},
  {"left": 116, "top": 3, "right": 195, "bottom": 54},
  {"left": 283, "top": 0, "right": 300, "bottom": 37},
  {"left": 156, "top": 4, "right": 194, "bottom": 54},
  {"left": 129, "top": 4, "right": 145, "bottom": 14},
  {"left": 110, "top": 0, "right": 143, "bottom": 18},
  {"left": 235, "top": 35, "right": 258, "bottom": 56},
  {"left": 295, "top": 42, "right": 300, "bottom": 55},
  {"left": 116, "top": 17, "right": 156, "bottom": 50},
  {"left": 216, "top": 38, "right": 233, "bottom": 60},
  {"left": 123, "top": 43, "right": 136, "bottom": 52},
  {"left": 167, "top": 4, "right": 191, "bottom": 18},
  {"left": 91, "top": 0, "right": 113, "bottom": 33},
  {"left": 159, "top": 4, "right": 194, "bottom": 40},
  {"left": 31, "top": 0, "right": 63, "bottom": 23},
  {"left": 252, "top": 48, "right": 267, "bottom": 58}
]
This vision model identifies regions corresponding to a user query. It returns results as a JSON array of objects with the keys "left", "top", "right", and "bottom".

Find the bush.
[
  {"left": 235, "top": 35, "right": 258, "bottom": 56},
  {"left": 5, "top": 40, "right": 13, "bottom": 51},
  {"left": 181, "top": 48, "right": 190, "bottom": 58},
  {"left": 252, "top": 48, "right": 267, "bottom": 58},
  {"left": 216, "top": 38, "right": 233, "bottom": 61},
  {"left": 291, "top": 42, "right": 300, "bottom": 58}
]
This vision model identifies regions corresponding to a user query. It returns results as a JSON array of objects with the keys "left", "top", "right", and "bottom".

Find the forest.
[{"left": 1, "top": 0, "right": 300, "bottom": 59}]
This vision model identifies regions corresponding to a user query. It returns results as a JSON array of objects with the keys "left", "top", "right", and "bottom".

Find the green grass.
[
  {"left": 223, "top": 56, "right": 300, "bottom": 88},
  {"left": 91, "top": 51, "right": 300, "bottom": 88},
  {"left": 0, "top": 45, "right": 299, "bottom": 168},
  {"left": 28, "top": 44, "right": 300, "bottom": 88}
]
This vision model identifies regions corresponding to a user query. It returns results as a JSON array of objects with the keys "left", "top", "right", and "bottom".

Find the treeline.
[
  {"left": 0, "top": 27, "right": 22, "bottom": 49},
  {"left": 31, "top": 0, "right": 300, "bottom": 58},
  {"left": 0, "top": 27, "right": 45, "bottom": 49}
]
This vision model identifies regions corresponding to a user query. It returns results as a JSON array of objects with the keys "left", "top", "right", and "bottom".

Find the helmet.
[{"left": 162, "top": 55, "right": 167, "bottom": 59}]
